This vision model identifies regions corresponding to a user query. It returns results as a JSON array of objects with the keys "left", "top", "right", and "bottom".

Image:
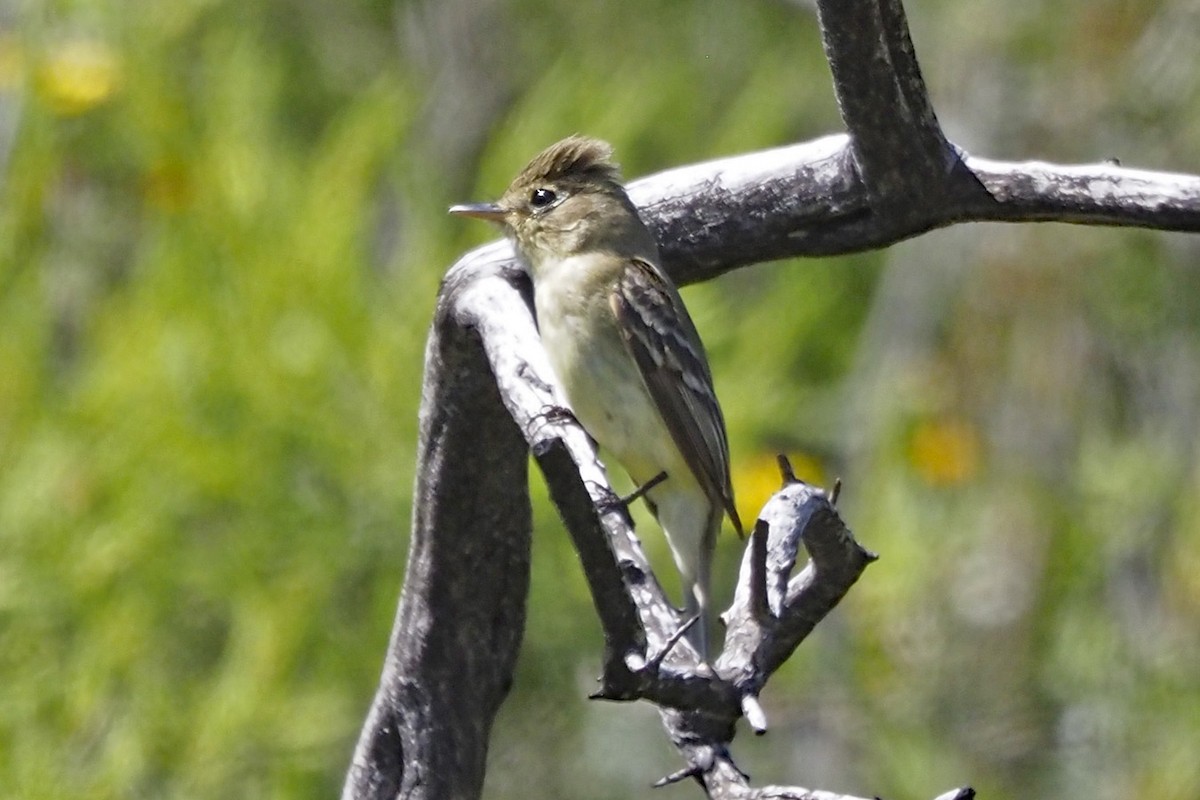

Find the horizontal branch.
[
  {"left": 444, "top": 137, "right": 1200, "bottom": 292},
  {"left": 622, "top": 134, "right": 1200, "bottom": 283},
  {"left": 961, "top": 154, "right": 1200, "bottom": 229}
]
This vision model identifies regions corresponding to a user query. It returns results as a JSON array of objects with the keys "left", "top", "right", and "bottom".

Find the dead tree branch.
[{"left": 343, "top": 0, "right": 1200, "bottom": 797}]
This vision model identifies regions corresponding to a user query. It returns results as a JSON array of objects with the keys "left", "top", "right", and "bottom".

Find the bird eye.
[{"left": 529, "top": 188, "right": 557, "bottom": 209}]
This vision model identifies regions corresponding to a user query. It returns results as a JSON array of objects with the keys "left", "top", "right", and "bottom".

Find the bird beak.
[{"left": 448, "top": 202, "right": 507, "bottom": 223}]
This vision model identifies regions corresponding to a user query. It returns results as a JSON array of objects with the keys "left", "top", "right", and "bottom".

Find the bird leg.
[
  {"left": 621, "top": 470, "right": 668, "bottom": 506},
  {"left": 591, "top": 470, "right": 667, "bottom": 518}
]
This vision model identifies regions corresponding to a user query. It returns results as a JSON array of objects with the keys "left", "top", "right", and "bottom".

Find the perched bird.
[{"left": 450, "top": 136, "right": 742, "bottom": 656}]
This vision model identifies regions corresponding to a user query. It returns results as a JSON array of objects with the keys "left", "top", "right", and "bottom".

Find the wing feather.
[{"left": 609, "top": 257, "right": 743, "bottom": 536}]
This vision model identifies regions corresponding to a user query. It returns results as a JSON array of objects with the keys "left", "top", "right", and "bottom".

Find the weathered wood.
[{"left": 343, "top": 0, "right": 1200, "bottom": 795}]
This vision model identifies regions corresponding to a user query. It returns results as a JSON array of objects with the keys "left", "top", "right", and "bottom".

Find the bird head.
[{"left": 450, "top": 135, "right": 654, "bottom": 273}]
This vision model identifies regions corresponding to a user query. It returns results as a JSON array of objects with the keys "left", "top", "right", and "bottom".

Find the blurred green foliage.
[{"left": 2, "top": 0, "right": 1199, "bottom": 798}]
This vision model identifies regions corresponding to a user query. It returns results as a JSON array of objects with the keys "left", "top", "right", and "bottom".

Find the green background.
[{"left": 3, "top": 0, "right": 1199, "bottom": 798}]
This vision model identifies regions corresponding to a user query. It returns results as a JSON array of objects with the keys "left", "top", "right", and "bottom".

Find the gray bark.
[{"left": 343, "top": 0, "right": 1200, "bottom": 797}]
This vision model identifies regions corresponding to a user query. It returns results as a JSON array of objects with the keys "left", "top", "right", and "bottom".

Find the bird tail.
[{"left": 683, "top": 506, "right": 721, "bottom": 659}]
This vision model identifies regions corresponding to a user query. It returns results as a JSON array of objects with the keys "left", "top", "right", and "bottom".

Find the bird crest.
[{"left": 514, "top": 135, "right": 622, "bottom": 188}]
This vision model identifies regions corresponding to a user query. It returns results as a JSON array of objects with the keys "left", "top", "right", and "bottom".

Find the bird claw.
[
  {"left": 589, "top": 471, "right": 668, "bottom": 526},
  {"left": 530, "top": 403, "right": 579, "bottom": 432},
  {"left": 582, "top": 483, "right": 636, "bottom": 532}
]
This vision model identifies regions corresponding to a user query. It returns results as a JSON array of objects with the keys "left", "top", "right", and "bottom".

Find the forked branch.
[{"left": 342, "top": 0, "right": 1200, "bottom": 796}]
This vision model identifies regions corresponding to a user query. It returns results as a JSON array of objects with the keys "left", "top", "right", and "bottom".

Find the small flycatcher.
[{"left": 450, "top": 136, "right": 742, "bottom": 656}]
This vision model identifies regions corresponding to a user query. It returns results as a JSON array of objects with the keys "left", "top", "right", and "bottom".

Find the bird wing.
[{"left": 609, "top": 257, "right": 743, "bottom": 536}]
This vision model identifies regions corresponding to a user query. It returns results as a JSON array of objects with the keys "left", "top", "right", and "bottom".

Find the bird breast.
[{"left": 532, "top": 255, "right": 687, "bottom": 486}]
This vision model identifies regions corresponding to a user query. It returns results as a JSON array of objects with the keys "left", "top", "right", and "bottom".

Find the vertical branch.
[
  {"left": 342, "top": 262, "right": 532, "bottom": 800},
  {"left": 815, "top": 0, "right": 951, "bottom": 201}
]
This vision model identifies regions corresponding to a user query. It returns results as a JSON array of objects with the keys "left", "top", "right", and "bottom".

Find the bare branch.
[
  {"left": 454, "top": 249, "right": 741, "bottom": 712},
  {"left": 382, "top": 254, "right": 901, "bottom": 800},
  {"left": 960, "top": 154, "right": 1200, "bottom": 228},
  {"left": 343, "top": 125, "right": 1199, "bottom": 800},
  {"left": 718, "top": 479, "right": 876, "bottom": 704},
  {"left": 631, "top": 136, "right": 1200, "bottom": 284},
  {"left": 458, "top": 275, "right": 891, "bottom": 791},
  {"left": 344, "top": 0, "right": 1200, "bottom": 795},
  {"left": 341, "top": 254, "right": 532, "bottom": 800},
  {"left": 815, "top": 0, "right": 949, "bottom": 199}
]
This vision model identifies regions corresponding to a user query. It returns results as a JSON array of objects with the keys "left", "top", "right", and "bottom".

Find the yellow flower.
[
  {"left": 908, "top": 416, "right": 981, "bottom": 487},
  {"left": 38, "top": 38, "right": 121, "bottom": 115}
]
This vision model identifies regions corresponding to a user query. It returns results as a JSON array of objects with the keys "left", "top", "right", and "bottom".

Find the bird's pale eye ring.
[{"left": 529, "top": 187, "right": 558, "bottom": 209}]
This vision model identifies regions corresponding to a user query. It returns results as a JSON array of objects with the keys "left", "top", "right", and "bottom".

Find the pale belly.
[
  {"left": 534, "top": 277, "right": 693, "bottom": 490},
  {"left": 533, "top": 263, "right": 716, "bottom": 619}
]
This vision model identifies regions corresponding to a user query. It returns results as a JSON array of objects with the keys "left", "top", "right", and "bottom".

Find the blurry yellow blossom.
[
  {"left": 908, "top": 416, "right": 981, "bottom": 487},
  {"left": 37, "top": 38, "right": 121, "bottom": 115},
  {"left": 0, "top": 34, "right": 24, "bottom": 91},
  {"left": 733, "top": 449, "right": 827, "bottom": 525}
]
